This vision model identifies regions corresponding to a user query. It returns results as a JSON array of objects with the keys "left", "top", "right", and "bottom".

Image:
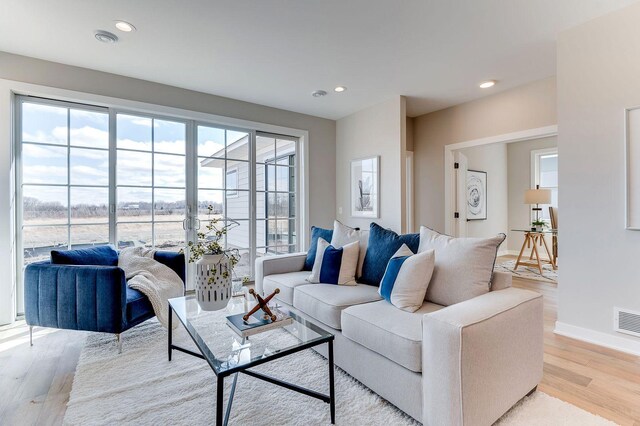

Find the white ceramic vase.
[{"left": 195, "top": 254, "right": 232, "bottom": 311}]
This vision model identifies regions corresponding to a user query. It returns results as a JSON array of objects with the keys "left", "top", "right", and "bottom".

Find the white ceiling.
[{"left": 0, "top": 0, "right": 636, "bottom": 119}]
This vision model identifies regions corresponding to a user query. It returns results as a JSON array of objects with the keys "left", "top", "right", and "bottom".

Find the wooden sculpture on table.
[{"left": 244, "top": 288, "right": 280, "bottom": 322}]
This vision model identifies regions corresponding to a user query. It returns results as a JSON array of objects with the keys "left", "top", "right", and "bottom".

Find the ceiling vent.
[
  {"left": 614, "top": 307, "right": 640, "bottom": 338},
  {"left": 95, "top": 30, "right": 119, "bottom": 44}
]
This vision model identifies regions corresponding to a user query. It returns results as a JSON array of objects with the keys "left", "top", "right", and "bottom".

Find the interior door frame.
[{"left": 443, "top": 125, "right": 558, "bottom": 236}]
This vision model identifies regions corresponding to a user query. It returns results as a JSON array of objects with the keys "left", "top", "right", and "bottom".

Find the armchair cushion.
[
  {"left": 125, "top": 287, "right": 153, "bottom": 324},
  {"left": 51, "top": 245, "right": 118, "bottom": 266}
]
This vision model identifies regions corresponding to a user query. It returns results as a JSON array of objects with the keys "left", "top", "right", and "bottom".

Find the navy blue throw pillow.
[
  {"left": 359, "top": 223, "right": 420, "bottom": 286},
  {"left": 319, "top": 245, "right": 343, "bottom": 284},
  {"left": 51, "top": 245, "right": 118, "bottom": 266},
  {"left": 304, "top": 226, "right": 333, "bottom": 271}
]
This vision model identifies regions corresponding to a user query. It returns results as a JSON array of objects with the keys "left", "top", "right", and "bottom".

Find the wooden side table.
[{"left": 512, "top": 229, "right": 557, "bottom": 275}]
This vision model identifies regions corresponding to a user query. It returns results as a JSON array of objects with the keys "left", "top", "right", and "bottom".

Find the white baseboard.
[{"left": 554, "top": 321, "right": 640, "bottom": 356}]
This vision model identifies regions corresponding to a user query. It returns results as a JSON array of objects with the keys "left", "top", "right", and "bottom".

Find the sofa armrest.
[
  {"left": 491, "top": 271, "right": 512, "bottom": 291},
  {"left": 255, "top": 252, "right": 307, "bottom": 295},
  {"left": 24, "top": 262, "right": 128, "bottom": 333},
  {"left": 422, "top": 288, "right": 543, "bottom": 426}
]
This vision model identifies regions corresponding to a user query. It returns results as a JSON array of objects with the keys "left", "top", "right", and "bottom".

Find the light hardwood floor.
[{"left": 0, "top": 261, "right": 639, "bottom": 425}]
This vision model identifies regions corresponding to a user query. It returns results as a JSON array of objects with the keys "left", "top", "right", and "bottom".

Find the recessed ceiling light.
[
  {"left": 115, "top": 21, "right": 136, "bottom": 32},
  {"left": 94, "top": 30, "right": 119, "bottom": 43},
  {"left": 312, "top": 90, "right": 327, "bottom": 97},
  {"left": 334, "top": 86, "right": 347, "bottom": 93},
  {"left": 479, "top": 80, "right": 496, "bottom": 89}
]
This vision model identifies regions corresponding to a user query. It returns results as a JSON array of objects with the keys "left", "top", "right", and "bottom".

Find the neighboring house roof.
[
  {"left": 200, "top": 134, "right": 296, "bottom": 169},
  {"left": 200, "top": 134, "right": 249, "bottom": 168}
]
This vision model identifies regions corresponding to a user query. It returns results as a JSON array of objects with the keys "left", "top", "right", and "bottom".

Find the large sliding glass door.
[{"left": 15, "top": 96, "right": 300, "bottom": 314}]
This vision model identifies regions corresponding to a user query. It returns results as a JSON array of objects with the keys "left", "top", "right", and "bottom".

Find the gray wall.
[
  {"left": 413, "top": 77, "right": 557, "bottom": 233},
  {"left": 507, "top": 137, "right": 557, "bottom": 252},
  {"left": 336, "top": 96, "right": 407, "bottom": 232},
  {"left": 557, "top": 3, "right": 640, "bottom": 352},
  {"left": 459, "top": 143, "right": 509, "bottom": 246}
]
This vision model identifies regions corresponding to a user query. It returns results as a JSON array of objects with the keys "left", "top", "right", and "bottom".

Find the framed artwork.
[
  {"left": 351, "top": 156, "right": 379, "bottom": 218},
  {"left": 466, "top": 169, "right": 487, "bottom": 220}
]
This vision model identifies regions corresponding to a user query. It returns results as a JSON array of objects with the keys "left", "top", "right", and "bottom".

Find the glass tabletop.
[
  {"left": 168, "top": 294, "right": 333, "bottom": 376},
  {"left": 511, "top": 229, "right": 557, "bottom": 233}
]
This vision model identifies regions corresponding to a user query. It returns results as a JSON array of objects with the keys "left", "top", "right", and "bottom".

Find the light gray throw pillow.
[
  {"left": 330, "top": 220, "right": 369, "bottom": 279},
  {"left": 418, "top": 226, "right": 505, "bottom": 306}
]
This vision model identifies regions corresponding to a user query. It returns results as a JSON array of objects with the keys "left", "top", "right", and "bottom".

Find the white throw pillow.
[
  {"left": 308, "top": 238, "right": 359, "bottom": 285},
  {"left": 378, "top": 244, "right": 435, "bottom": 312},
  {"left": 330, "top": 220, "right": 369, "bottom": 279},
  {"left": 418, "top": 226, "right": 505, "bottom": 306}
]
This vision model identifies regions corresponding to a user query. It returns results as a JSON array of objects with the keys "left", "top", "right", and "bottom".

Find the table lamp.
[{"left": 524, "top": 185, "right": 551, "bottom": 224}]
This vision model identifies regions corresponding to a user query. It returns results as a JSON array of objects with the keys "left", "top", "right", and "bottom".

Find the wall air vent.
[{"left": 614, "top": 307, "right": 640, "bottom": 338}]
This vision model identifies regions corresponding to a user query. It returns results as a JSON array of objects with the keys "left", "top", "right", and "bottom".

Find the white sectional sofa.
[{"left": 256, "top": 252, "right": 543, "bottom": 426}]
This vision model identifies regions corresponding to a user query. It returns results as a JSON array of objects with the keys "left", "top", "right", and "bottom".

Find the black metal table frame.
[{"left": 168, "top": 303, "right": 336, "bottom": 426}]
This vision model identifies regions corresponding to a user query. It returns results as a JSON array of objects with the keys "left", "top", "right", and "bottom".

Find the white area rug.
[
  {"left": 495, "top": 259, "right": 558, "bottom": 283},
  {"left": 64, "top": 319, "right": 615, "bottom": 426}
]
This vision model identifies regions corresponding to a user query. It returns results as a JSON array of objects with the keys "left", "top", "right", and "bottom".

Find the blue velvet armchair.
[{"left": 24, "top": 250, "right": 185, "bottom": 352}]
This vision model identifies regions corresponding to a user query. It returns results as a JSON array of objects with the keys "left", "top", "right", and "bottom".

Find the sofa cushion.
[
  {"left": 51, "top": 245, "right": 118, "bottom": 266},
  {"left": 125, "top": 286, "right": 153, "bottom": 324},
  {"left": 308, "top": 238, "right": 359, "bottom": 285},
  {"left": 304, "top": 226, "right": 333, "bottom": 271},
  {"left": 418, "top": 227, "right": 506, "bottom": 306},
  {"left": 263, "top": 271, "right": 312, "bottom": 305},
  {"left": 360, "top": 223, "right": 420, "bottom": 286},
  {"left": 293, "top": 284, "right": 382, "bottom": 329},
  {"left": 341, "top": 300, "right": 444, "bottom": 372}
]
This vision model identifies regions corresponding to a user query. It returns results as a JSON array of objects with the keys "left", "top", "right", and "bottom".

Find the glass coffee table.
[{"left": 168, "top": 295, "right": 335, "bottom": 426}]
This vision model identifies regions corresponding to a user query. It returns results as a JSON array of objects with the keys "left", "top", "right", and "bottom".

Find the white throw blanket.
[{"left": 118, "top": 247, "right": 184, "bottom": 328}]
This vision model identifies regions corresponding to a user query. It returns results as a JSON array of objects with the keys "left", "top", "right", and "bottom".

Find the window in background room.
[
  {"left": 116, "top": 113, "right": 187, "bottom": 251},
  {"left": 532, "top": 148, "right": 558, "bottom": 222}
]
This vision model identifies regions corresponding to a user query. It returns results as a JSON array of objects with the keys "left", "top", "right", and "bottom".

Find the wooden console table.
[{"left": 512, "top": 229, "right": 557, "bottom": 275}]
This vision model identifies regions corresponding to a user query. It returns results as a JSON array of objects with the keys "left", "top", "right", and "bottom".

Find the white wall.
[
  {"left": 458, "top": 143, "right": 509, "bottom": 246},
  {"left": 0, "top": 51, "right": 336, "bottom": 325},
  {"left": 414, "top": 77, "right": 557, "bottom": 233},
  {"left": 506, "top": 137, "right": 557, "bottom": 252},
  {"left": 335, "top": 96, "right": 407, "bottom": 232},
  {"left": 557, "top": 3, "right": 640, "bottom": 354}
]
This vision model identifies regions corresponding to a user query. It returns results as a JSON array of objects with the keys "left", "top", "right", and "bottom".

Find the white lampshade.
[{"left": 524, "top": 188, "right": 551, "bottom": 204}]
